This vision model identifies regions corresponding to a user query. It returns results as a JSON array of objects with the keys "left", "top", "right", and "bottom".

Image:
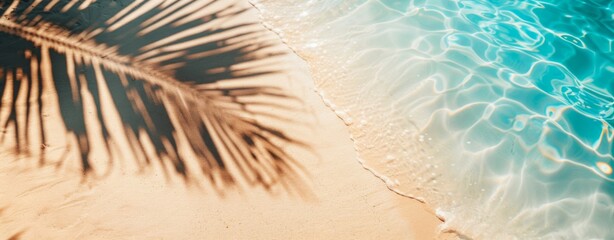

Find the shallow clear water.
[{"left": 252, "top": 0, "right": 614, "bottom": 239}]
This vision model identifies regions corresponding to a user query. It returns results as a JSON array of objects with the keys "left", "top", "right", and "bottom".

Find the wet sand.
[{"left": 0, "top": 0, "right": 445, "bottom": 239}]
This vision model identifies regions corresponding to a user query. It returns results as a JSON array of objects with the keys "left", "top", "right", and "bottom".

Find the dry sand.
[{"left": 0, "top": 1, "right": 446, "bottom": 239}]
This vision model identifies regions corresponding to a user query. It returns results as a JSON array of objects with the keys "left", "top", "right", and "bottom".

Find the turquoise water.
[{"left": 253, "top": 0, "right": 614, "bottom": 239}]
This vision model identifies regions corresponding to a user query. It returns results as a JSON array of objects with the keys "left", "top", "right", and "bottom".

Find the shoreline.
[{"left": 0, "top": 0, "right": 447, "bottom": 239}]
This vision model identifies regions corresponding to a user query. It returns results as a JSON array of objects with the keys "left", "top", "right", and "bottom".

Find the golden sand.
[{"left": 0, "top": 0, "right": 446, "bottom": 239}]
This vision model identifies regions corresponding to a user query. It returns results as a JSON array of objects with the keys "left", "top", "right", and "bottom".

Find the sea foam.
[{"left": 251, "top": 0, "right": 614, "bottom": 238}]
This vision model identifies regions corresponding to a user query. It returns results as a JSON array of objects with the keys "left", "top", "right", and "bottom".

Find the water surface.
[{"left": 252, "top": 0, "right": 614, "bottom": 238}]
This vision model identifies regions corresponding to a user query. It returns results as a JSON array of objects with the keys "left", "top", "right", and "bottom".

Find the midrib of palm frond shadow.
[{"left": 0, "top": 0, "right": 312, "bottom": 196}]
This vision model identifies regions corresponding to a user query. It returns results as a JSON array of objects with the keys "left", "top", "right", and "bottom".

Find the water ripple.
[{"left": 252, "top": 0, "right": 614, "bottom": 238}]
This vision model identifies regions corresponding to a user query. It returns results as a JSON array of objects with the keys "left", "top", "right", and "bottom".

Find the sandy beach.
[
  {"left": 0, "top": 0, "right": 446, "bottom": 239},
  {"left": 5, "top": 0, "right": 614, "bottom": 238},
  {"left": 0, "top": 58, "right": 444, "bottom": 239}
]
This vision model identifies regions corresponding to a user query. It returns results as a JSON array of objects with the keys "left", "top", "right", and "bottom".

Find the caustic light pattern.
[{"left": 252, "top": 0, "right": 614, "bottom": 239}]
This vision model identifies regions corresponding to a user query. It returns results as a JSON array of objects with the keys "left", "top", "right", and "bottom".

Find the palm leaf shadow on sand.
[{"left": 0, "top": 0, "right": 312, "bottom": 196}]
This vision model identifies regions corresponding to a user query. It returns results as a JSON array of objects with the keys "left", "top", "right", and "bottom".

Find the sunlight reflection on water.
[{"left": 253, "top": 0, "right": 614, "bottom": 238}]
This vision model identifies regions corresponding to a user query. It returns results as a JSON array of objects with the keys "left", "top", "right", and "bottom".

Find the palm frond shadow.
[{"left": 0, "top": 0, "right": 312, "bottom": 195}]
